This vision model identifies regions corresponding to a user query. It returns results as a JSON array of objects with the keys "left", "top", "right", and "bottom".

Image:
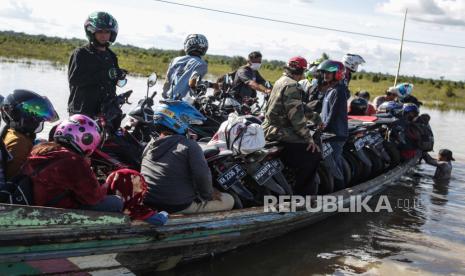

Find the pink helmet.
[{"left": 54, "top": 114, "right": 101, "bottom": 155}]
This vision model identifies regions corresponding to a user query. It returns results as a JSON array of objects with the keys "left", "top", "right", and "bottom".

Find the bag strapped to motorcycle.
[{"left": 224, "top": 120, "right": 251, "bottom": 155}]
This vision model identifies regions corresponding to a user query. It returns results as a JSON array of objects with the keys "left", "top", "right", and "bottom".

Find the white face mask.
[{"left": 250, "top": 63, "right": 261, "bottom": 71}]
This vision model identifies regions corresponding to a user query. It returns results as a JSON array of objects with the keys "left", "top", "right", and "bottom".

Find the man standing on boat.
[
  {"left": 318, "top": 60, "right": 349, "bottom": 191},
  {"left": 262, "top": 56, "right": 322, "bottom": 196},
  {"left": 67, "top": 11, "right": 127, "bottom": 128},
  {"left": 162, "top": 34, "right": 209, "bottom": 100},
  {"left": 230, "top": 51, "right": 272, "bottom": 102}
]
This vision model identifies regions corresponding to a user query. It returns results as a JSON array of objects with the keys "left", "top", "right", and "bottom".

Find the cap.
[{"left": 439, "top": 149, "right": 455, "bottom": 161}]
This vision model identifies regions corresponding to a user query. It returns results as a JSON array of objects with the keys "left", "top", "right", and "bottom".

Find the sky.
[{"left": 0, "top": 0, "right": 465, "bottom": 80}]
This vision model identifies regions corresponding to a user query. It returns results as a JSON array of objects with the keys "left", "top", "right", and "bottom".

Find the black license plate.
[
  {"left": 354, "top": 137, "right": 366, "bottom": 151},
  {"left": 217, "top": 164, "right": 247, "bottom": 190},
  {"left": 322, "top": 142, "right": 334, "bottom": 159},
  {"left": 371, "top": 133, "right": 384, "bottom": 146},
  {"left": 253, "top": 159, "right": 283, "bottom": 186}
]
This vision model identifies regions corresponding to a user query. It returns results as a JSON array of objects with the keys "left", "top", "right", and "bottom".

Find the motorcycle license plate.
[
  {"left": 322, "top": 142, "right": 334, "bottom": 159},
  {"left": 217, "top": 164, "right": 247, "bottom": 190},
  {"left": 253, "top": 159, "right": 284, "bottom": 186},
  {"left": 354, "top": 137, "right": 366, "bottom": 151},
  {"left": 372, "top": 133, "right": 384, "bottom": 146}
]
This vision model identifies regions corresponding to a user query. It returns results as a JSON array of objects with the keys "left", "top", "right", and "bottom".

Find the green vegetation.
[{"left": 1, "top": 31, "right": 464, "bottom": 111}]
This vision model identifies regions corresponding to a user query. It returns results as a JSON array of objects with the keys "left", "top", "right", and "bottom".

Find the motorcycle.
[{"left": 124, "top": 72, "right": 159, "bottom": 145}]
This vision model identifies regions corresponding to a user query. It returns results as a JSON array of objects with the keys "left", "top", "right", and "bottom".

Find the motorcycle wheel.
[
  {"left": 355, "top": 149, "right": 373, "bottom": 182},
  {"left": 272, "top": 172, "right": 294, "bottom": 195},
  {"left": 383, "top": 141, "right": 401, "bottom": 168},
  {"left": 341, "top": 156, "right": 352, "bottom": 187},
  {"left": 343, "top": 151, "right": 361, "bottom": 186},
  {"left": 317, "top": 165, "right": 334, "bottom": 195},
  {"left": 365, "top": 148, "right": 384, "bottom": 178}
]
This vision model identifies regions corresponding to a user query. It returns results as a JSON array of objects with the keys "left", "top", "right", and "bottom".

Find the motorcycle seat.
[{"left": 199, "top": 143, "right": 221, "bottom": 158}]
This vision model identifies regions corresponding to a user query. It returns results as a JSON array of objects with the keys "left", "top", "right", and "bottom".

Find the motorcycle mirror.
[
  {"left": 147, "top": 73, "right": 158, "bottom": 87},
  {"left": 117, "top": 79, "right": 127, "bottom": 87}
]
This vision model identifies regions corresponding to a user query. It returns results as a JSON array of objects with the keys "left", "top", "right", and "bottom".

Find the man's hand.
[
  {"left": 109, "top": 68, "right": 128, "bottom": 80},
  {"left": 306, "top": 142, "right": 320, "bottom": 153}
]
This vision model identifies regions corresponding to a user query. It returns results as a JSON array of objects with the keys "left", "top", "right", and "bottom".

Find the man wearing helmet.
[
  {"left": 374, "top": 87, "right": 397, "bottom": 110},
  {"left": 230, "top": 51, "right": 272, "bottom": 102},
  {"left": 1, "top": 90, "right": 59, "bottom": 179},
  {"left": 318, "top": 60, "right": 350, "bottom": 191},
  {"left": 68, "top": 11, "right": 127, "bottom": 120},
  {"left": 162, "top": 34, "right": 209, "bottom": 100},
  {"left": 262, "top": 56, "right": 321, "bottom": 196},
  {"left": 141, "top": 101, "right": 234, "bottom": 214},
  {"left": 342, "top": 53, "right": 365, "bottom": 87}
]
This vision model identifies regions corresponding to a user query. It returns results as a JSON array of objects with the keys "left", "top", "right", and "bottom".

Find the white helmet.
[{"left": 342, "top": 54, "right": 365, "bottom": 72}]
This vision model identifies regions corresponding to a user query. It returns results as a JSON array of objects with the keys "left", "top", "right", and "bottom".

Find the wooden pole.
[{"left": 394, "top": 8, "right": 408, "bottom": 86}]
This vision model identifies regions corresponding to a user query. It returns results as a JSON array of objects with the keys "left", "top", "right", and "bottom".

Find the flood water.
[{"left": 1, "top": 60, "right": 465, "bottom": 275}]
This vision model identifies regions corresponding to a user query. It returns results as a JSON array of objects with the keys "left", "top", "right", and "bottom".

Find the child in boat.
[
  {"left": 423, "top": 149, "right": 454, "bottom": 180},
  {"left": 22, "top": 114, "right": 123, "bottom": 212},
  {"left": 22, "top": 114, "right": 168, "bottom": 225}
]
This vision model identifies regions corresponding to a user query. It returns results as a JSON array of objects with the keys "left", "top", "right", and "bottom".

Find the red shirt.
[
  {"left": 366, "top": 104, "right": 377, "bottom": 116},
  {"left": 24, "top": 147, "right": 107, "bottom": 209}
]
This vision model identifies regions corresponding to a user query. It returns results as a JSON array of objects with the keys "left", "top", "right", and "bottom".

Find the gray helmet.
[{"left": 184, "top": 34, "right": 208, "bottom": 56}]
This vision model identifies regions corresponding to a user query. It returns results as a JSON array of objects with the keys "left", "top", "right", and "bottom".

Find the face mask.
[{"left": 250, "top": 63, "right": 261, "bottom": 71}]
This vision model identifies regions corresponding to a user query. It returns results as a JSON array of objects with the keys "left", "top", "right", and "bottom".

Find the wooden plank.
[{"left": 0, "top": 204, "right": 130, "bottom": 229}]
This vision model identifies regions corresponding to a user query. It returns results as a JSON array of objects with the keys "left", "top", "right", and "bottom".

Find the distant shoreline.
[{"left": 1, "top": 31, "right": 464, "bottom": 111}]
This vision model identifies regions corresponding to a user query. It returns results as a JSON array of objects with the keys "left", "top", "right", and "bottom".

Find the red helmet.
[{"left": 288, "top": 56, "right": 308, "bottom": 70}]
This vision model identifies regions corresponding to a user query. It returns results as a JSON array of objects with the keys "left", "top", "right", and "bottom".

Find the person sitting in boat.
[
  {"left": 22, "top": 114, "right": 123, "bottom": 212},
  {"left": 141, "top": 101, "right": 234, "bottom": 214},
  {"left": 374, "top": 87, "right": 397, "bottom": 110},
  {"left": 354, "top": 91, "right": 376, "bottom": 116},
  {"left": 423, "top": 149, "right": 454, "bottom": 181},
  {"left": 348, "top": 97, "right": 368, "bottom": 116},
  {"left": 0, "top": 89, "right": 59, "bottom": 179},
  {"left": 262, "top": 56, "right": 322, "bottom": 196},
  {"left": 398, "top": 103, "right": 421, "bottom": 160}
]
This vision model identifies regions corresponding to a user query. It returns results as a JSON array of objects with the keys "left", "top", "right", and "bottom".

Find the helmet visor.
[{"left": 20, "top": 96, "right": 59, "bottom": 122}]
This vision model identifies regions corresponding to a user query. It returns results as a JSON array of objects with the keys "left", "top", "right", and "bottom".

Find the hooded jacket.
[
  {"left": 141, "top": 135, "right": 213, "bottom": 207},
  {"left": 23, "top": 144, "right": 107, "bottom": 209}
]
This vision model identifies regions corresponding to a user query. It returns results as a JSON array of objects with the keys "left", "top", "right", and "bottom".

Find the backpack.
[{"left": 0, "top": 158, "right": 69, "bottom": 206}]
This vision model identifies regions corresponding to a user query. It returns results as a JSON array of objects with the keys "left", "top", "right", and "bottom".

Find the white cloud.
[{"left": 377, "top": 0, "right": 465, "bottom": 27}]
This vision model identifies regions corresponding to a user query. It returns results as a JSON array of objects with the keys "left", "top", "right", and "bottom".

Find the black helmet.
[
  {"left": 184, "top": 34, "right": 208, "bottom": 56},
  {"left": 84, "top": 11, "right": 118, "bottom": 45},
  {"left": 348, "top": 97, "right": 368, "bottom": 115},
  {"left": 1, "top": 90, "right": 59, "bottom": 134}
]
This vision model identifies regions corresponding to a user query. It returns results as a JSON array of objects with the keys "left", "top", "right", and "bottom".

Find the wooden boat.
[{"left": 0, "top": 156, "right": 419, "bottom": 275}]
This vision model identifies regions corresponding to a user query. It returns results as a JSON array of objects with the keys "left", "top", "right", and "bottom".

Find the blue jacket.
[
  {"left": 162, "top": 55, "right": 208, "bottom": 99},
  {"left": 321, "top": 82, "right": 349, "bottom": 140}
]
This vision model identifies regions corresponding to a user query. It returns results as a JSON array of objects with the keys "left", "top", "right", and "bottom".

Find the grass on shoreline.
[{"left": 1, "top": 31, "right": 464, "bottom": 111}]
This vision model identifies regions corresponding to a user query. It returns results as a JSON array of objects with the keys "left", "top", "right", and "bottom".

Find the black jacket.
[{"left": 67, "top": 44, "right": 119, "bottom": 117}]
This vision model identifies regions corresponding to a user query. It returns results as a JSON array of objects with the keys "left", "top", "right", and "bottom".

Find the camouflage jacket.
[{"left": 262, "top": 74, "right": 320, "bottom": 144}]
